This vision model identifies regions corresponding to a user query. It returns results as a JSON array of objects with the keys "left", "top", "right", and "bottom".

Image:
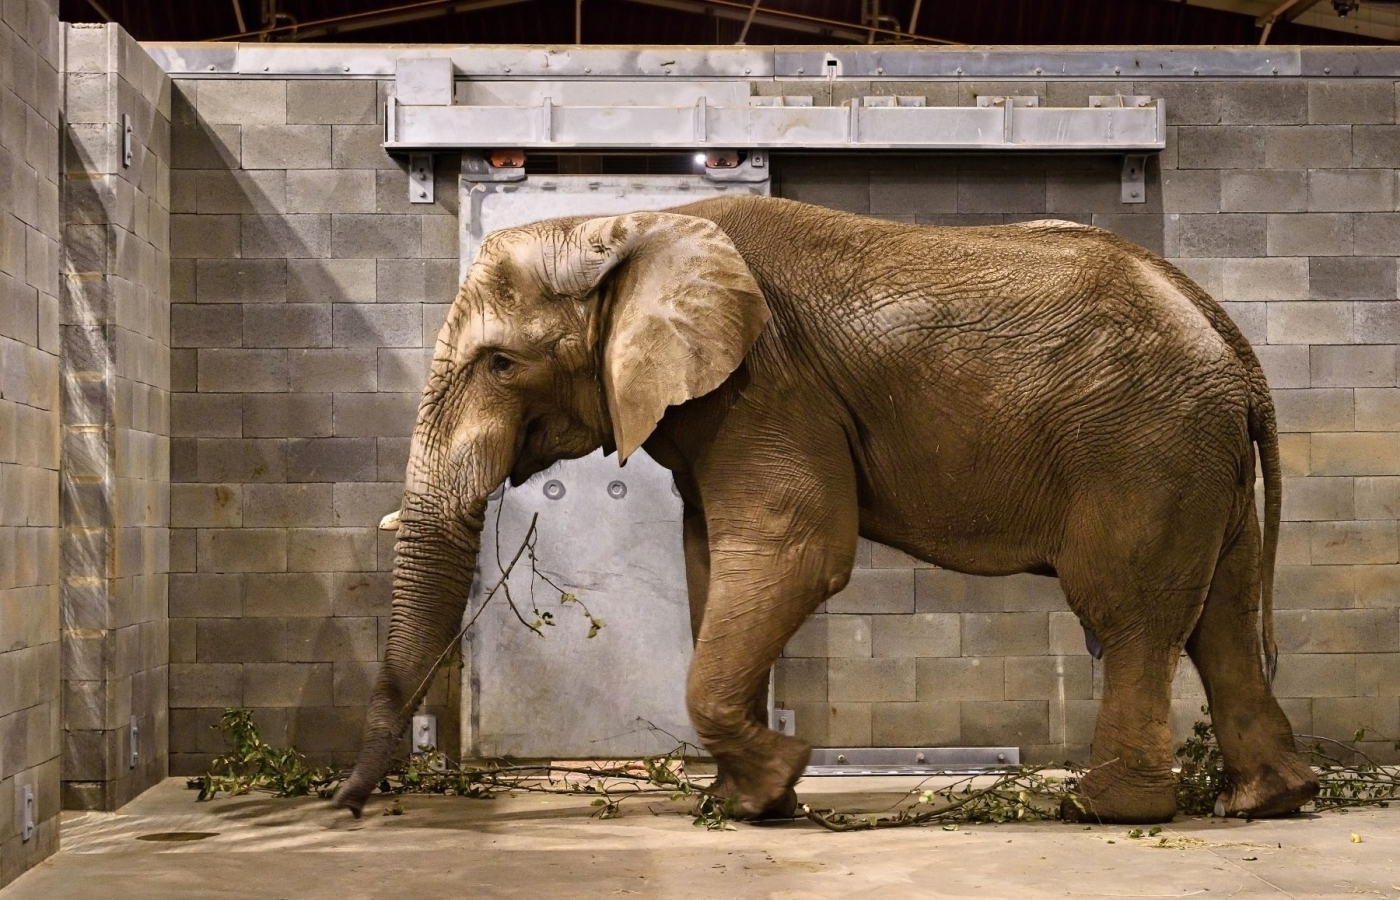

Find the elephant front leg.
[{"left": 685, "top": 429, "right": 858, "bottom": 819}]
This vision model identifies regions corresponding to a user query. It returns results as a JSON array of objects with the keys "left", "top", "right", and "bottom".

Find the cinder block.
[
  {"left": 1160, "top": 170, "right": 1220, "bottom": 214},
  {"left": 1273, "top": 653, "right": 1357, "bottom": 698},
  {"left": 915, "top": 569, "right": 1001, "bottom": 613},
  {"left": 169, "top": 483, "right": 241, "bottom": 528},
  {"left": 960, "top": 699, "right": 1047, "bottom": 746},
  {"left": 331, "top": 124, "right": 401, "bottom": 170},
  {"left": 1355, "top": 651, "right": 1400, "bottom": 697},
  {"left": 1355, "top": 213, "right": 1400, "bottom": 257},
  {"left": 1167, "top": 258, "right": 1225, "bottom": 297},
  {"left": 1308, "top": 170, "right": 1396, "bottom": 214},
  {"left": 824, "top": 615, "right": 872, "bottom": 658},
  {"left": 1265, "top": 213, "right": 1353, "bottom": 257},
  {"left": 196, "top": 438, "right": 286, "bottom": 483},
  {"left": 1129, "top": 81, "right": 1221, "bottom": 126},
  {"left": 1221, "top": 258, "right": 1308, "bottom": 303},
  {"left": 1219, "top": 80, "right": 1307, "bottom": 125},
  {"left": 869, "top": 542, "right": 933, "bottom": 569},
  {"left": 171, "top": 121, "right": 240, "bottom": 170},
  {"left": 196, "top": 349, "right": 287, "bottom": 392},
  {"left": 1311, "top": 697, "right": 1399, "bottom": 743},
  {"left": 288, "top": 527, "right": 375, "bottom": 572},
  {"left": 168, "top": 572, "right": 242, "bottom": 618},
  {"left": 241, "top": 392, "right": 332, "bottom": 437},
  {"left": 242, "top": 663, "right": 333, "bottom": 707},
  {"left": 961, "top": 612, "right": 1047, "bottom": 657},
  {"left": 1048, "top": 610, "right": 1092, "bottom": 656},
  {"left": 1262, "top": 125, "right": 1351, "bottom": 169},
  {"left": 286, "top": 437, "right": 377, "bottom": 482},
  {"left": 1266, "top": 302, "right": 1353, "bottom": 345},
  {"left": 332, "top": 482, "right": 402, "bottom": 526},
  {"left": 870, "top": 701, "right": 959, "bottom": 746},
  {"left": 1165, "top": 213, "right": 1265, "bottom": 258},
  {"left": 195, "top": 259, "right": 286, "bottom": 304},
  {"left": 1308, "top": 80, "right": 1395, "bottom": 125},
  {"left": 1280, "top": 475, "right": 1354, "bottom": 523},
  {"left": 332, "top": 571, "right": 392, "bottom": 617},
  {"left": 287, "top": 81, "right": 377, "bottom": 125},
  {"left": 1355, "top": 304, "right": 1400, "bottom": 346},
  {"left": 1275, "top": 608, "right": 1398, "bottom": 654},
  {"left": 289, "top": 348, "right": 376, "bottom": 392},
  {"left": 825, "top": 568, "right": 914, "bottom": 614},
  {"left": 241, "top": 125, "right": 331, "bottom": 169},
  {"left": 285, "top": 616, "right": 378, "bottom": 662},
  {"left": 1310, "top": 345, "right": 1396, "bottom": 388},
  {"left": 422, "top": 216, "right": 458, "bottom": 260},
  {"left": 287, "top": 259, "right": 375, "bottom": 305},
  {"left": 243, "top": 571, "right": 337, "bottom": 617},
  {"left": 327, "top": 212, "right": 425, "bottom": 263},
  {"left": 868, "top": 172, "right": 956, "bottom": 216},
  {"left": 170, "top": 214, "right": 238, "bottom": 259},
  {"left": 1255, "top": 345, "right": 1310, "bottom": 389},
  {"left": 243, "top": 304, "right": 331, "bottom": 349},
  {"left": 285, "top": 170, "right": 375, "bottom": 214},
  {"left": 1004, "top": 656, "right": 1092, "bottom": 701},
  {"left": 242, "top": 483, "right": 334, "bottom": 528},
  {"left": 1354, "top": 388, "right": 1400, "bottom": 431},
  {"left": 331, "top": 659, "right": 375, "bottom": 707},
  {"left": 171, "top": 303, "right": 241, "bottom": 349},
  {"left": 242, "top": 214, "right": 331, "bottom": 259},
  {"left": 1310, "top": 520, "right": 1398, "bottom": 565},
  {"left": 168, "top": 663, "right": 242, "bottom": 707},
  {"left": 1352, "top": 125, "right": 1400, "bottom": 168},
  {"left": 956, "top": 172, "right": 1045, "bottom": 214},
  {"left": 1310, "top": 257, "right": 1398, "bottom": 301},
  {"left": 827, "top": 657, "right": 915, "bottom": 703},
  {"left": 1356, "top": 476, "right": 1400, "bottom": 519},
  {"left": 1221, "top": 170, "right": 1306, "bottom": 213},
  {"left": 1176, "top": 127, "right": 1264, "bottom": 169},
  {"left": 777, "top": 172, "right": 869, "bottom": 213},
  {"left": 196, "top": 80, "right": 286, "bottom": 125},
  {"left": 1277, "top": 521, "right": 1313, "bottom": 565},
  {"left": 376, "top": 348, "right": 433, "bottom": 393},
  {"left": 195, "top": 617, "right": 288, "bottom": 664},
  {"left": 331, "top": 392, "right": 416, "bottom": 437},
  {"left": 375, "top": 259, "right": 458, "bottom": 305},
  {"left": 195, "top": 169, "right": 285, "bottom": 215},
  {"left": 377, "top": 437, "right": 410, "bottom": 482},
  {"left": 197, "top": 528, "right": 288, "bottom": 574},
  {"left": 1312, "top": 433, "right": 1400, "bottom": 479},
  {"left": 870, "top": 613, "right": 959, "bottom": 658},
  {"left": 773, "top": 657, "right": 826, "bottom": 704},
  {"left": 331, "top": 303, "right": 422, "bottom": 349}
]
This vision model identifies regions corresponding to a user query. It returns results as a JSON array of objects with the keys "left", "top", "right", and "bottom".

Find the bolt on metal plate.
[{"left": 543, "top": 479, "right": 566, "bottom": 500}]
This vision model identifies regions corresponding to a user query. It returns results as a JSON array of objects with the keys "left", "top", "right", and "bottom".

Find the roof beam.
[
  {"left": 1161, "top": 0, "right": 1400, "bottom": 43},
  {"left": 618, "top": 0, "right": 958, "bottom": 44},
  {"left": 212, "top": 0, "right": 535, "bottom": 41}
]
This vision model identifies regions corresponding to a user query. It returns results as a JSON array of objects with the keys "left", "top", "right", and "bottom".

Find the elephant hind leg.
[
  {"left": 1186, "top": 507, "right": 1319, "bottom": 818},
  {"left": 1056, "top": 494, "right": 1221, "bottom": 824}
]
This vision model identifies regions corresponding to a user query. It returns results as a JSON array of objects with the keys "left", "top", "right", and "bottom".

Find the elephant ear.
[{"left": 550, "top": 212, "right": 769, "bottom": 461}]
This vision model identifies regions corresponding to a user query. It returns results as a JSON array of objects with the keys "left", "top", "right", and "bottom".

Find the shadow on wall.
[{"left": 773, "top": 153, "right": 1166, "bottom": 257}]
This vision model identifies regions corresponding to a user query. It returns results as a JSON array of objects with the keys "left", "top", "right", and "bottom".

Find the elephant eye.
[{"left": 488, "top": 353, "right": 515, "bottom": 376}]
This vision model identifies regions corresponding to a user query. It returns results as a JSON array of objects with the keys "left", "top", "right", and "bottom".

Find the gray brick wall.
[
  {"left": 775, "top": 75, "right": 1400, "bottom": 764},
  {"left": 58, "top": 23, "right": 171, "bottom": 811},
  {"left": 0, "top": 0, "right": 62, "bottom": 883},
  {"left": 167, "top": 77, "right": 457, "bottom": 774}
]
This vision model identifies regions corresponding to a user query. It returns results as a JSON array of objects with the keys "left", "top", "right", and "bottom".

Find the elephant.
[{"left": 334, "top": 195, "right": 1320, "bottom": 824}]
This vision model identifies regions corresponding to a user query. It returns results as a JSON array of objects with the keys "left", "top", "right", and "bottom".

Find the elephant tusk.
[{"left": 379, "top": 509, "right": 402, "bottom": 531}]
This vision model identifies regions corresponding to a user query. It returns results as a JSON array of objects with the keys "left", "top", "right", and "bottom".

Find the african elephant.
[{"left": 335, "top": 195, "right": 1319, "bottom": 824}]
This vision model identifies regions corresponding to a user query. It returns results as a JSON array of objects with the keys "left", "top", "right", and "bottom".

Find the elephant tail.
[{"left": 1250, "top": 384, "right": 1282, "bottom": 686}]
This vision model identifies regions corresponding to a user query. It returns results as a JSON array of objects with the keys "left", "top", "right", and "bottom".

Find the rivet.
[
  {"left": 1271, "top": 67, "right": 1278, "bottom": 75},
  {"left": 1034, "top": 66, "right": 1042, "bottom": 75},
  {"left": 1192, "top": 67, "right": 1200, "bottom": 75},
  {"left": 543, "top": 479, "right": 565, "bottom": 500},
  {"left": 997, "top": 753, "right": 1006, "bottom": 763},
  {"left": 744, "top": 66, "right": 751, "bottom": 74},
  {"left": 1113, "top": 65, "right": 1121, "bottom": 75},
  {"left": 797, "top": 67, "right": 804, "bottom": 74},
  {"left": 343, "top": 65, "right": 350, "bottom": 72},
  {"left": 1324, "top": 66, "right": 1332, "bottom": 74},
  {"left": 584, "top": 67, "right": 591, "bottom": 73},
  {"left": 207, "top": 64, "right": 215, "bottom": 71},
  {"left": 606, "top": 480, "right": 627, "bottom": 500},
  {"left": 916, "top": 752, "right": 926, "bottom": 763},
  {"left": 955, "top": 66, "right": 963, "bottom": 75},
  {"left": 876, "top": 66, "right": 884, "bottom": 74},
  {"left": 503, "top": 66, "right": 511, "bottom": 73},
  {"left": 836, "top": 754, "right": 847, "bottom": 764}
]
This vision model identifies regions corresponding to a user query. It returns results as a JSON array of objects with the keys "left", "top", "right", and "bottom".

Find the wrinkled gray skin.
[{"left": 336, "top": 196, "right": 1319, "bottom": 824}]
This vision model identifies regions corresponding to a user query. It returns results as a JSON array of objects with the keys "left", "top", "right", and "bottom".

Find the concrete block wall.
[
  {"left": 166, "top": 76, "right": 460, "bottom": 773},
  {"left": 59, "top": 22, "right": 171, "bottom": 811},
  {"left": 774, "top": 75, "right": 1400, "bottom": 762},
  {"left": 0, "top": 0, "right": 63, "bottom": 884}
]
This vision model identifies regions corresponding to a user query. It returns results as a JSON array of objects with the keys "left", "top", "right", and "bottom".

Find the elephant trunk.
[{"left": 334, "top": 491, "right": 485, "bottom": 816}]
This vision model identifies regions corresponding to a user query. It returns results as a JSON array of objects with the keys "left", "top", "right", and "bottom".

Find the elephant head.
[{"left": 334, "top": 211, "right": 770, "bottom": 815}]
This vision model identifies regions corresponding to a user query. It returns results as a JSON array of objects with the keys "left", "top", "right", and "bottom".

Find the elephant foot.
[
  {"left": 707, "top": 733, "right": 810, "bottom": 820},
  {"left": 1213, "top": 754, "right": 1319, "bottom": 818},
  {"left": 1062, "top": 763, "right": 1177, "bottom": 824}
]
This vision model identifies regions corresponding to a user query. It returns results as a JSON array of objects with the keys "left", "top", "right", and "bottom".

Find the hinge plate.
[
  {"left": 1121, "top": 153, "right": 1148, "bottom": 204},
  {"left": 409, "top": 153, "right": 434, "bottom": 203}
]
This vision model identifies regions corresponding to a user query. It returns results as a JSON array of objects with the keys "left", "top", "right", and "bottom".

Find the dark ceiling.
[{"left": 59, "top": 0, "right": 1395, "bottom": 45}]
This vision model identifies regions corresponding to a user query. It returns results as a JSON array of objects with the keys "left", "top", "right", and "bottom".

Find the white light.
[{"left": 693, "top": 152, "right": 707, "bottom": 166}]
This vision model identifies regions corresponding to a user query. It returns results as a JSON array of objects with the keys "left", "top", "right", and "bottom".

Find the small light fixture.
[{"left": 693, "top": 152, "right": 707, "bottom": 166}]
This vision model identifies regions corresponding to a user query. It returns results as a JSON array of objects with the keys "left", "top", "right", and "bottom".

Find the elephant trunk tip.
[{"left": 333, "top": 781, "right": 370, "bottom": 818}]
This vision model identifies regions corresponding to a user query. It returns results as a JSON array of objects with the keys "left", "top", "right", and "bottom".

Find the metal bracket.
[
  {"left": 461, "top": 152, "right": 527, "bottom": 183},
  {"left": 772, "top": 708, "right": 795, "bottom": 736},
  {"left": 121, "top": 113, "right": 133, "bottom": 168},
  {"left": 701, "top": 150, "right": 769, "bottom": 184},
  {"left": 1121, "top": 153, "right": 1148, "bottom": 204},
  {"left": 129, "top": 715, "right": 139, "bottom": 769},
  {"left": 409, "top": 153, "right": 434, "bottom": 203},
  {"left": 21, "top": 784, "right": 33, "bottom": 842}
]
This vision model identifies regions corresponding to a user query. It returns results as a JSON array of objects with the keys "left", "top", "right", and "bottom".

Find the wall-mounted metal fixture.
[
  {"left": 408, "top": 153, "right": 434, "bottom": 203},
  {"left": 21, "top": 785, "right": 34, "bottom": 842},
  {"left": 130, "top": 715, "right": 139, "bottom": 768},
  {"left": 121, "top": 113, "right": 133, "bottom": 167}
]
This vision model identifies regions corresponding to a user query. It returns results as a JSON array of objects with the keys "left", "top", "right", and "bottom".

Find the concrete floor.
[{"left": 5, "top": 776, "right": 1398, "bottom": 899}]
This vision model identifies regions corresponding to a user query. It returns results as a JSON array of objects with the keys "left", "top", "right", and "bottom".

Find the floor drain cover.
[{"left": 136, "top": 832, "right": 219, "bottom": 842}]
